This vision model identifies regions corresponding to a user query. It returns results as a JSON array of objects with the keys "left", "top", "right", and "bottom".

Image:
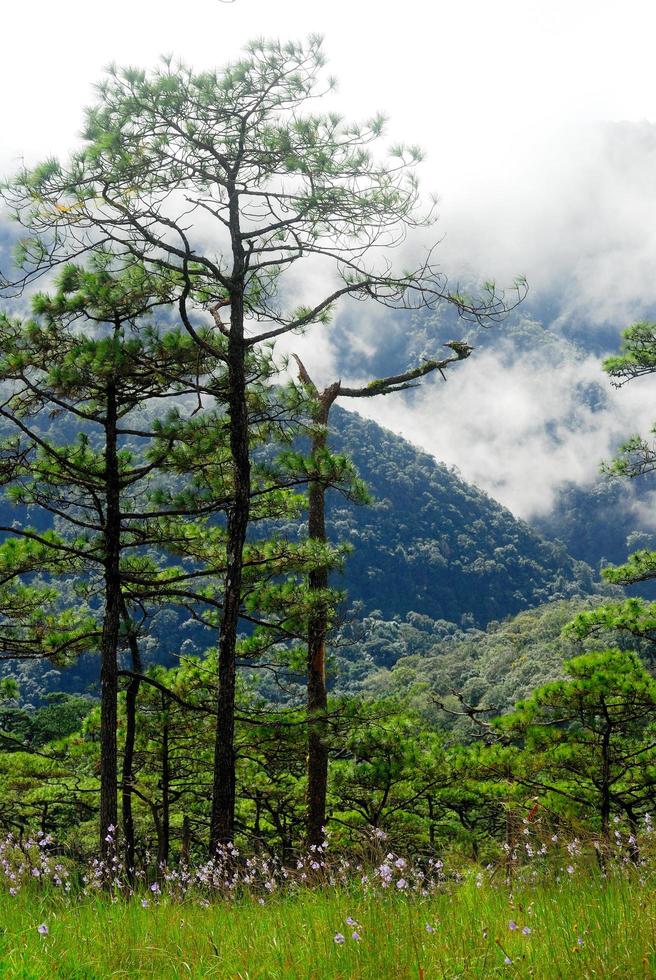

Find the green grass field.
[{"left": 0, "top": 874, "right": 652, "bottom": 978}]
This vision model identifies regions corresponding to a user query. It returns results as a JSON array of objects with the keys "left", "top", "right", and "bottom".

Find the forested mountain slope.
[
  {"left": 532, "top": 477, "right": 656, "bottom": 571},
  {"left": 337, "top": 595, "right": 652, "bottom": 738},
  {"left": 326, "top": 407, "right": 600, "bottom": 626}
]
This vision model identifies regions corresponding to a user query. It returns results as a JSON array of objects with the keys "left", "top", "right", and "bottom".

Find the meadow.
[{"left": 0, "top": 870, "right": 651, "bottom": 978}]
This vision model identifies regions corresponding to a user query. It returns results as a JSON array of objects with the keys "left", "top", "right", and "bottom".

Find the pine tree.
[
  {"left": 0, "top": 257, "right": 230, "bottom": 859},
  {"left": 2, "top": 37, "right": 524, "bottom": 848}
]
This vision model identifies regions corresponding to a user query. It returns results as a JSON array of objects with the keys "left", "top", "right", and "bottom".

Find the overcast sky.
[{"left": 3, "top": 0, "right": 656, "bottom": 517}]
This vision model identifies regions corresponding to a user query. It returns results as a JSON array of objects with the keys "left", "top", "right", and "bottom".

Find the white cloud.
[
  {"left": 341, "top": 335, "right": 656, "bottom": 519},
  {"left": 431, "top": 122, "right": 656, "bottom": 327}
]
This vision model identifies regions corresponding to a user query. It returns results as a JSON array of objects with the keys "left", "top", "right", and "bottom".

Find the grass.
[{"left": 0, "top": 873, "right": 653, "bottom": 978}]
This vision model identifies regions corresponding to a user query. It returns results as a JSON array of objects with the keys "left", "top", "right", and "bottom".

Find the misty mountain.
[
  {"left": 326, "top": 407, "right": 602, "bottom": 626},
  {"left": 307, "top": 306, "right": 656, "bottom": 573}
]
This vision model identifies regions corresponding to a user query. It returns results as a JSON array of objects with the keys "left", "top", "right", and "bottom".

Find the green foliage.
[
  {"left": 345, "top": 600, "right": 602, "bottom": 734},
  {"left": 565, "top": 596, "right": 656, "bottom": 654},
  {"left": 602, "top": 321, "right": 656, "bottom": 383},
  {"left": 490, "top": 649, "right": 656, "bottom": 832}
]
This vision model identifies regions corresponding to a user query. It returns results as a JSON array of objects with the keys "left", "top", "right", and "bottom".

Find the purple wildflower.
[
  {"left": 37, "top": 923, "right": 48, "bottom": 936},
  {"left": 334, "top": 933, "right": 345, "bottom": 945}
]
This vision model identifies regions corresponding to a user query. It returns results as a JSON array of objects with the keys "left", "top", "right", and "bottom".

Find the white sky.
[
  {"left": 1, "top": 2, "right": 653, "bottom": 160},
  {"left": 3, "top": 1, "right": 655, "bottom": 164},
  {"left": 3, "top": 0, "right": 656, "bottom": 517}
]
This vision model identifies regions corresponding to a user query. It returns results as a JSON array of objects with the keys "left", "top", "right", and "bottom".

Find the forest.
[{"left": 1, "top": 32, "right": 656, "bottom": 979}]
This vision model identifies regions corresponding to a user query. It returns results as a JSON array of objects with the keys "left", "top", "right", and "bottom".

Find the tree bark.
[
  {"left": 600, "top": 721, "right": 611, "bottom": 844},
  {"left": 209, "top": 206, "right": 250, "bottom": 850},
  {"left": 120, "top": 599, "right": 142, "bottom": 883},
  {"left": 181, "top": 814, "right": 191, "bottom": 866},
  {"left": 158, "top": 704, "right": 170, "bottom": 867},
  {"left": 306, "top": 386, "right": 340, "bottom": 847},
  {"left": 99, "top": 377, "right": 121, "bottom": 860}
]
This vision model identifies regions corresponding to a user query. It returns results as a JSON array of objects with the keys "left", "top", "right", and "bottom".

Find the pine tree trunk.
[
  {"left": 181, "top": 815, "right": 191, "bottom": 866},
  {"left": 158, "top": 707, "right": 170, "bottom": 867},
  {"left": 306, "top": 392, "right": 338, "bottom": 847},
  {"left": 600, "top": 722, "right": 612, "bottom": 844},
  {"left": 209, "top": 256, "right": 250, "bottom": 850},
  {"left": 100, "top": 378, "right": 121, "bottom": 860},
  {"left": 120, "top": 600, "right": 142, "bottom": 883}
]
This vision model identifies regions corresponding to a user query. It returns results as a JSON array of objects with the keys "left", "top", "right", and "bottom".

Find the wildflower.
[
  {"left": 396, "top": 878, "right": 407, "bottom": 890},
  {"left": 334, "top": 933, "right": 345, "bottom": 945},
  {"left": 504, "top": 956, "right": 512, "bottom": 965},
  {"left": 141, "top": 899, "right": 149, "bottom": 909},
  {"left": 346, "top": 917, "right": 357, "bottom": 926},
  {"left": 395, "top": 858, "right": 406, "bottom": 870},
  {"left": 37, "top": 924, "right": 48, "bottom": 936},
  {"left": 508, "top": 920, "right": 518, "bottom": 931},
  {"left": 551, "top": 834, "right": 558, "bottom": 842},
  {"left": 566, "top": 865, "right": 574, "bottom": 875},
  {"left": 150, "top": 882, "right": 161, "bottom": 894},
  {"left": 352, "top": 932, "right": 361, "bottom": 941},
  {"left": 522, "top": 926, "right": 532, "bottom": 936},
  {"left": 577, "top": 936, "right": 584, "bottom": 947},
  {"left": 425, "top": 924, "right": 435, "bottom": 934},
  {"left": 378, "top": 863, "right": 393, "bottom": 888}
]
